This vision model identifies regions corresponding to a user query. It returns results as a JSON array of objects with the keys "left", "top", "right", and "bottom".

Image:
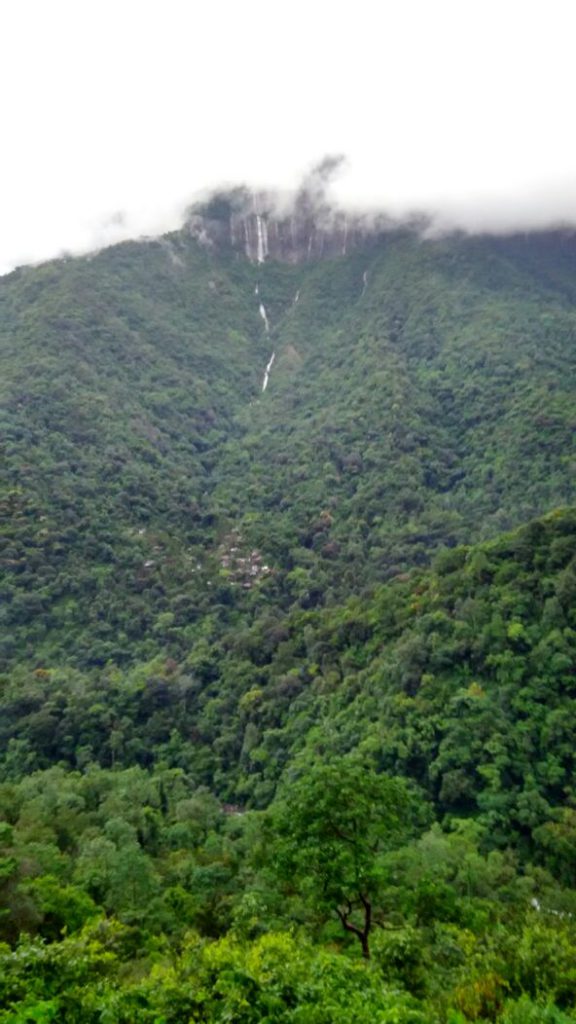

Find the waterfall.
[
  {"left": 256, "top": 215, "right": 268, "bottom": 263},
  {"left": 262, "top": 352, "right": 275, "bottom": 392},
  {"left": 259, "top": 303, "right": 270, "bottom": 333}
]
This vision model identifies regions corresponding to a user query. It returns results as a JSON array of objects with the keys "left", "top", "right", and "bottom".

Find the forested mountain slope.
[
  {"left": 0, "top": 510, "right": 575, "bottom": 1021},
  {"left": 1, "top": 222, "right": 576, "bottom": 673},
  {"left": 3, "top": 505, "right": 575, "bottom": 834},
  {"left": 2, "top": 210, "right": 576, "bottom": 1021}
]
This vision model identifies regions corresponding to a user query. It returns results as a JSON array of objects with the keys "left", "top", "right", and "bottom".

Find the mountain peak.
[{"left": 185, "top": 186, "right": 392, "bottom": 263}]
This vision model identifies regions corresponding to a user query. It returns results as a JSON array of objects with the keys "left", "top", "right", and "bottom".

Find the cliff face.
[{"left": 186, "top": 189, "right": 386, "bottom": 263}]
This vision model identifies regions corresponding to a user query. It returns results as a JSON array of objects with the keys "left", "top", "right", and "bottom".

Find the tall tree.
[{"left": 266, "top": 756, "right": 419, "bottom": 957}]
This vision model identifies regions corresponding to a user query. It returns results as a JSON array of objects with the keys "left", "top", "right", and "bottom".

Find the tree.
[{"left": 266, "top": 756, "right": 419, "bottom": 958}]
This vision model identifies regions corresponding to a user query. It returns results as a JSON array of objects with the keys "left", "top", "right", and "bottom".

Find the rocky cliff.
[{"left": 186, "top": 187, "right": 389, "bottom": 263}]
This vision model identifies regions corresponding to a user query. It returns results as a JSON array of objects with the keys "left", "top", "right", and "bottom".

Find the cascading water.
[
  {"left": 262, "top": 352, "right": 275, "bottom": 392},
  {"left": 256, "top": 215, "right": 268, "bottom": 263},
  {"left": 259, "top": 303, "right": 270, "bottom": 333}
]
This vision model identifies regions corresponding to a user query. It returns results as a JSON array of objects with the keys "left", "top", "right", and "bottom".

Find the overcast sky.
[{"left": 2, "top": 0, "right": 575, "bottom": 274}]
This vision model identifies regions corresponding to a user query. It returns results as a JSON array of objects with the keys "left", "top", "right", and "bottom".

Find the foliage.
[
  {"left": 2, "top": 223, "right": 576, "bottom": 1017},
  {"left": 265, "top": 757, "right": 419, "bottom": 956},
  {"left": 1, "top": 229, "right": 576, "bottom": 675}
]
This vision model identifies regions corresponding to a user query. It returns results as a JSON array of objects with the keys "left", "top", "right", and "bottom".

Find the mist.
[{"left": 2, "top": 0, "right": 576, "bottom": 275}]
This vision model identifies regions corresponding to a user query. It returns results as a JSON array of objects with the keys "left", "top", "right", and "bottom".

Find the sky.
[{"left": 2, "top": 0, "right": 576, "bottom": 274}]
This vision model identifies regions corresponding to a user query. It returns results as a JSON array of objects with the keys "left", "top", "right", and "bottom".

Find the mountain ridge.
[
  {"left": 1, "top": 224, "right": 576, "bottom": 672},
  {"left": 2, "top": 209, "right": 576, "bottom": 1020}
]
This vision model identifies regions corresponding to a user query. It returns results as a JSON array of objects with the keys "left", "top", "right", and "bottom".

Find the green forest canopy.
[{"left": 1, "top": 221, "right": 576, "bottom": 1020}]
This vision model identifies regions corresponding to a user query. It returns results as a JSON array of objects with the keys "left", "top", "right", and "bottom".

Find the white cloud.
[{"left": 2, "top": 0, "right": 576, "bottom": 273}]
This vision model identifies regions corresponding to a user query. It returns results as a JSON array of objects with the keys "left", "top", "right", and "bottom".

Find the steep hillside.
[
  {"left": 0, "top": 510, "right": 576, "bottom": 1021},
  {"left": 0, "top": 235, "right": 302, "bottom": 667},
  {"left": 1, "top": 220, "right": 576, "bottom": 674},
  {"left": 214, "top": 230, "right": 576, "bottom": 580},
  {"left": 2, "top": 214, "right": 576, "bottom": 1022},
  {"left": 2, "top": 504, "right": 575, "bottom": 837}
]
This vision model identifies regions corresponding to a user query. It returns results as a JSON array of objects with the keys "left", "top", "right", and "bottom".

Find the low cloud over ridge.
[{"left": 2, "top": 0, "right": 576, "bottom": 273}]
